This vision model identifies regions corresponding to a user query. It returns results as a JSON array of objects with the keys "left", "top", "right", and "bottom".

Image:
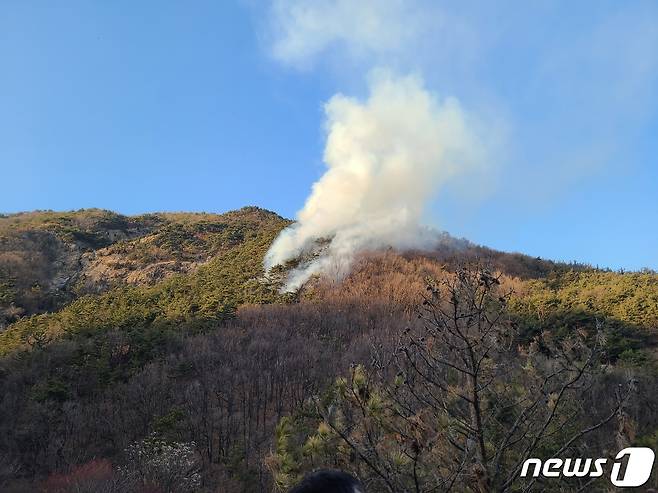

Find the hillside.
[
  {"left": 0, "top": 207, "right": 290, "bottom": 333},
  {"left": 0, "top": 208, "right": 657, "bottom": 492},
  {"left": 0, "top": 209, "right": 158, "bottom": 327}
]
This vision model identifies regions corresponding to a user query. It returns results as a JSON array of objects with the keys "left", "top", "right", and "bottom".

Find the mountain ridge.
[{"left": 1, "top": 206, "right": 655, "bottom": 360}]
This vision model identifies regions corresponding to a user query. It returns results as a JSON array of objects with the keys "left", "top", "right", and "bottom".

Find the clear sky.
[{"left": 1, "top": 1, "right": 657, "bottom": 270}]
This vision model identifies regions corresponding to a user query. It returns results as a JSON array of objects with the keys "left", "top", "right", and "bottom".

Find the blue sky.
[{"left": 1, "top": 1, "right": 657, "bottom": 270}]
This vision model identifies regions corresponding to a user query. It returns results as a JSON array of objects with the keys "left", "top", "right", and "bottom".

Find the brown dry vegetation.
[{"left": 0, "top": 209, "right": 656, "bottom": 492}]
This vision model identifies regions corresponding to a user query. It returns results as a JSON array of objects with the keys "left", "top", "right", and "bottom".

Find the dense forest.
[{"left": 0, "top": 208, "right": 656, "bottom": 492}]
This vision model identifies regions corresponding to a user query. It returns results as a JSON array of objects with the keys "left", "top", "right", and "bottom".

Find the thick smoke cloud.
[
  {"left": 265, "top": 72, "right": 484, "bottom": 290},
  {"left": 260, "top": 0, "right": 658, "bottom": 274}
]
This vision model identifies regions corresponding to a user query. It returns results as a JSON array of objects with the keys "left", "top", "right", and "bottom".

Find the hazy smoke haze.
[{"left": 269, "top": 0, "right": 429, "bottom": 68}]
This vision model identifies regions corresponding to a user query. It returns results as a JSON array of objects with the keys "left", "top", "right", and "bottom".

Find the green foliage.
[
  {"left": 153, "top": 407, "right": 187, "bottom": 438},
  {"left": 513, "top": 270, "right": 658, "bottom": 328},
  {"left": 268, "top": 416, "right": 304, "bottom": 491},
  {"left": 510, "top": 270, "right": 658, "bottom": 364},
  {"left": 0, "top": 277, "right": 14, "bottom": 305},
  {"left": 31, "top": 377, "right": 71, "bottom": 403}
]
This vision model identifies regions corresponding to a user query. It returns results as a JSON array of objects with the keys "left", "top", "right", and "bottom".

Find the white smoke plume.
[{"left": 265, "top": 72, "right": 485, "bottom": 290}]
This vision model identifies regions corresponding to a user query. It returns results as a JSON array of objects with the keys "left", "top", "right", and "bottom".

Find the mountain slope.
[
  {"left": 0, "top": 207, "right": 290, "bottom": 356},
  {"left": 0, "top": 207, "right": 657, "bottom": 491},
  {"left": 0, "top": 209, "right": 161, "bottom": 327}
]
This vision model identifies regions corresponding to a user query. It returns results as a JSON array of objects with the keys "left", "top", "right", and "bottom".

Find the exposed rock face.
[
  {"left": 0, "top": 211, "right": 162, "bottom": 329},
  {"left": 0, "top": 207, "right": 289, "bottom": 330},
  {"left": 75, "top": 249, "right": 203, "bottom": 293},
  {"left": 0, "top": 230, "right": 81, "bottom": 326}
]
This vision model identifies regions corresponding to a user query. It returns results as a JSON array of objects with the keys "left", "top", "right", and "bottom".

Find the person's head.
[{"left": 288, "top": 469, "right": 364, "bottom": 493}]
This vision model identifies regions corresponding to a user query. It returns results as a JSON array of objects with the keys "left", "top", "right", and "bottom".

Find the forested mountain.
[{"left": 0, "top": 208, "right": 656, "bottom": 492}]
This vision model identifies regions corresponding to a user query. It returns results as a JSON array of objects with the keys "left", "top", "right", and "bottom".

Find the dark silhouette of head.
[{"left": 288, "top": 469, "right": 364, "bottom": 493}]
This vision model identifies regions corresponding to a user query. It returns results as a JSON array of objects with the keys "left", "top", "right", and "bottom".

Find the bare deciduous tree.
[{"left": 304, "top": 264, "right": 634, "bottom": 492}]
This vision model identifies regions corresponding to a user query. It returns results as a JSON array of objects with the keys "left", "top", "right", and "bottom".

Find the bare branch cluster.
[{"left": 302, "top": 263, "right": 635, "bottom": 492}]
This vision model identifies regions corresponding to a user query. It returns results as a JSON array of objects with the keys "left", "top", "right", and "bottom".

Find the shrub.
[{"left": 119, "top": 433, "right": 201, "bottom": 493}]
